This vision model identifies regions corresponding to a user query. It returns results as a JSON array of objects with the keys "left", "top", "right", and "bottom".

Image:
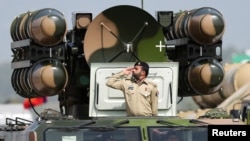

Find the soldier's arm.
[
  {"left": 106, "top": 71, "right": 126, "bottom": 90},
  {"left": 151, "top": 84, "right": 159, "bottom": 116},
  {"left": 106, "top": 67, "right": 133, "bottom": 89}
]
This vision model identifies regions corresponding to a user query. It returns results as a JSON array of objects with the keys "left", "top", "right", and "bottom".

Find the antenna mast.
[{"left": 141, "top": 0, "right": 144, "bottom": 9}]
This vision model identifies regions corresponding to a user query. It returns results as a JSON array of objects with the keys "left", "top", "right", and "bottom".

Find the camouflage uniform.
[{"left": 106, "top": 71, "right": 158, "bottom": 116}]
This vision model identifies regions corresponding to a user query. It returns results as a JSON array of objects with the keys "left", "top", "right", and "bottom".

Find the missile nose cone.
[
  {"left": 187, "top": 7, "right": 225, "bottom": 45},
  {"left": 200, "top": 63, "right": 224, "bottom": 86},
  {"left": 30, "top": 59, "right": 68, "bottom": 96},
  {"left": 36, "top": 13, "right": 67, "bottom": 46},
  {"left": 188, "top": 57, "right": 224, "bottom": 94},
  {"left": 40, "top": 65, "right": 67, "bottom": 89},
  {"left": 40, "top": 14, "right": 67, "bottom": 39},
  {"left": 40, "top": 16, "right": 56, "bottom": 38},
  {"left": 10, "top": 8, "right": 68, "bottom": 46},
  {"left": 200, "top": 14, "right": 225, "bottom": 37}
]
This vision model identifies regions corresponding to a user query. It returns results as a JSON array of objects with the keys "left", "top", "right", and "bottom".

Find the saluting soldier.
[{"left": 106, "top": 61, "right": 158, "bottom": 116}]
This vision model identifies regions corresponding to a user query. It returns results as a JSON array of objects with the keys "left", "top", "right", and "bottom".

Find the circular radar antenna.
[{"left": 84, "top": 5, "right": 166, "bottom": 65}]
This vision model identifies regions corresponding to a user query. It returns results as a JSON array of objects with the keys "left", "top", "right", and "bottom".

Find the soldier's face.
[{"left": 132, "top": 66, "right": 142, "bottom": 80}]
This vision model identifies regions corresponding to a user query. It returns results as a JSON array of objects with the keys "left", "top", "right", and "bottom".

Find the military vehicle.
[{"left": 0, "top": 4, "right": 249, "bottom": 141}]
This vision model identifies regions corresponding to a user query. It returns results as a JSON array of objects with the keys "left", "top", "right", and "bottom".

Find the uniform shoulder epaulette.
[{"left": 147, "top": 80, "right": 157, "bottom": 87}]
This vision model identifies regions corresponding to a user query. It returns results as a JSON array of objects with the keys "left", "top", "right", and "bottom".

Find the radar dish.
[{"left": 84, "top": 5, "right": 166, "bottom": 65}]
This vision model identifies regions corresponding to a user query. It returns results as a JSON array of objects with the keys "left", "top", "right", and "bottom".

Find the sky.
[{"left": 0, "top": 0, "right": 249, "bottom": 63}]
